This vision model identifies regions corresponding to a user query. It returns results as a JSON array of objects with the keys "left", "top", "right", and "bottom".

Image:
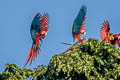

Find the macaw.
[
  {"left": 72, "top": 5, "right": 87, "bottom": 45},
  {"left": 100, "top": 21, "right": 120, "bottom": 47},
  {"left": 24, "top": 13, "right": 49, "bottom": 67},
  {"left": 64, "top": 6, "right": 87, "bottom": 53}
]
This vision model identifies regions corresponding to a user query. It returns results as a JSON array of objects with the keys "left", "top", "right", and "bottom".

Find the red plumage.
[
  {"left": 24, "top": 13, "right": 49, "bottom": 67},
  {"left": 72, "top": 6, "right": 87, "bottom": 43},
  {"left": 100, "top": 21, "right": 120, "bottom": 47},
  {"left": 73, "top": 18, "right": 86, "bottom": 43},
  {"left": 100, "top": 21, "right": 110, "bottom": 42}
]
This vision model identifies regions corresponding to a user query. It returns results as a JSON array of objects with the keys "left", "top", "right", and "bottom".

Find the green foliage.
[
  {"left": 108, "top": 33, "right": 114, "bottom": 40},
  {"left": 0, "top": 64, "right": 34, "bottom": 80},
  {"left": 1, "top": 38, "right": 120, "bottom": 80},
  {"left": 32, "top": 65, "right": 47, "bottom": 80}
]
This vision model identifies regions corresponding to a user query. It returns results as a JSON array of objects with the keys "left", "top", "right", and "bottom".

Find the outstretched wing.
[
  {"left": 72, "top": 5, "right": 87, "bottom": 36},
  {"left": 39, "top": 13, "right": 49, "bottom": 42},
  {"left": 100, "top": 21, "right": 110, "bottom": 41},
  {"left": 30, "top": 13, "right": 42, "bottom": 42},
  {"left": 30, "top": 13, "right": 49, "bottom": 42},
  {"left": 40, "top": 13, "right": 49, "bottom": 33}
]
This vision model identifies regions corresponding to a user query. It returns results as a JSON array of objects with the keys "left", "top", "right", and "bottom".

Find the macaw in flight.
[
  {"left": 100, "top": 21, "right": 120, "bottom": 47},
  {"left": 72, "top": 5, "right": 87, "bottom": 45},
  {"left": 24, "top": 13, "right": 49, "bottom": 67}
]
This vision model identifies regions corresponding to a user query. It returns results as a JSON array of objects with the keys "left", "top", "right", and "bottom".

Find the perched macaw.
[
  {"left": 72, "top": 5, "right": 87, "bottom": 45},
  {"left": 100, "top": 21, "right": 120, "bottom": 47},
  {"left": 24, "top": 13, "right": 49, "bottom": 67},
  {"left": 64, "top": 6, "right": 87, "bottom": 53}
]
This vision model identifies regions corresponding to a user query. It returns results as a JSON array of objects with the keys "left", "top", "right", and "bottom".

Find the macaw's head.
[
  {"left": 81, "top": 29, "right": 86, "bottom": 35},
  {"left": 112, "top": 34, "right": 120, "bottom": 40},
  {"left": 40, "top": 31, "right": 47, "bottom": 39}
]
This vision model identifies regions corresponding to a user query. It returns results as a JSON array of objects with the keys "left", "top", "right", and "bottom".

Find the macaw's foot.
[{"left": 64, "top": 49, "right": 72, "bottom": 53}]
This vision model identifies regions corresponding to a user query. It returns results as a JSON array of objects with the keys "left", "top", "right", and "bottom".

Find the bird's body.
[
  {"left": 24, "top": 13, "right": 49, "bottom": 67},
  {"left": 100, "top": 21, "right": 120, "bottom": 47},
  {"left": 110, "top": 34, "right": 120, "bottom": 46},
  {"left": 72, "top": 6, "right": 87, "bottom": 44}
]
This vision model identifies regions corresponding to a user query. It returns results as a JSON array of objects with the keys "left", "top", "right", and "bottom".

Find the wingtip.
[
  {"left": 81, "top": 5, "right": 87, "bottom": 8},
  {"left": 43, "top": 12, "right": 49, "bottom": 18},
  {"left": 81, "top": 5, "right": 87, "bottom": 11},
  {"left": 103, "top": 20, "right": 109, "bottom": 24},
  {"left": 36, "top": 13, "right": 41, "bottom": 16}
]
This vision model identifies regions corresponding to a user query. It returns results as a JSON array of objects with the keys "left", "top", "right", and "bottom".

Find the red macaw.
[
  {"left": 24, "top": 13, "right": 49, "bottom": 67},
  {"left": 72, "top": 5, "right": 87, "bottom": 45},
  {"left": 100, "top": 21, "right": 120, "bottom": 47}
]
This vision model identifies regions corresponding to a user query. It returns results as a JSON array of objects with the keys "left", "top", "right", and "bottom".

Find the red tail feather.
[
  {"left": 24, "top": 44, "right": 40, "bottom": 67},
  {"left": 24, "top": 47, "right": 32, "bottom": 67}
]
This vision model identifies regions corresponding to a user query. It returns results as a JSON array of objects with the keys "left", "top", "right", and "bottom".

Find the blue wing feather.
[
  {"left": 72, "top": 6, "right": 87, "bottom": 35},
  {"left": 32, "top": 13, "right": 42, "bottom": 33},
  {"left": 30, "top": 13, "right": 42, "bottom": 42}
]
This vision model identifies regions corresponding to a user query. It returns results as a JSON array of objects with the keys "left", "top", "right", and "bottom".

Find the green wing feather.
[
  {"left": 72, "top": 6, "right": 87, "bottom": 35},
  {"left": 30, "top": 13, "right": 42, "bottom": 42}
]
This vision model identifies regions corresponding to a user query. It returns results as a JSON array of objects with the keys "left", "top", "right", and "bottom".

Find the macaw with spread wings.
[
  {"left": 100, "top": 21, "right": 120, "bottom": 47},
  {"left": 64, "top": 6, "right": 87, "bottom": 53},
  {"left": 24, "top": 13, "right": 49, "bottom": 67},
  {"left": 72, "top": 5, "right": 87, "bottom": 45}
]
